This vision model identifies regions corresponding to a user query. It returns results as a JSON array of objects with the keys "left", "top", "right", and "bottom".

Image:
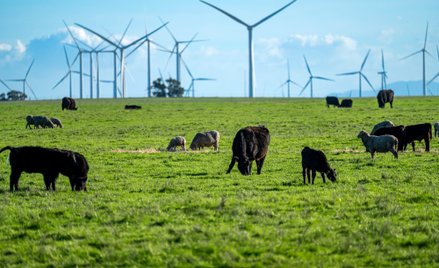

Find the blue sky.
[{"left": 0, "top": 0, "right": 439, "bottom": 99}]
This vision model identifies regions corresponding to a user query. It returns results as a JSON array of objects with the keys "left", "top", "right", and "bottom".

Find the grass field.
[{"left": 0, "top": 97, "right": 438, "bottom": 267}]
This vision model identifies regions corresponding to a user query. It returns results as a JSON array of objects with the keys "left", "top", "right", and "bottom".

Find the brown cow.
[{"left": 226, "top": 126, "right": 270, "bottom": 175}]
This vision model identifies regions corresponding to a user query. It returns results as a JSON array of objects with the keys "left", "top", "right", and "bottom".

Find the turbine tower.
[
  {"left": 378, "top": 49, "right": 388, "bottom": 90},
  {"left": 200, "top": 0, "right": 298, "bottom": 98},
  {"left": 299, "top": 56, "right": 333, "bottom": 98},
  {"left": 401, "top": 22, "right": 431, "bottom": 96},
  {"left": 337, "top": 49, "right": 375, "bottom": 98},
  {"left": 52, "top": 46, "right": 79, "bottom": 97},
  {"left": 182, "top": 58, "right": 215, "bottom": 97},
  {"left": 5, "top": 59, "right": 37, "bottom": 100},
  {"left": 75, "top": 21, "right": 168, "bottom": 98},
  {"left": 280, "top": 59, "right": 301, "bottom": 98}
]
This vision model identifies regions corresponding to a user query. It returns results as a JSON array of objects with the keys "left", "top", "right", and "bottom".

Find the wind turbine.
[
  {"left": 5, "top": 59, "right": 37, "bottom": 100},
  {"left": 280, "top": 59, "right": 301, "bottom": 98},
  {"left": 337, "top": 49, "right": 375, "bottom": 98},
  {"left": 378, "top": 49, "right": 388, "bottom": 90},
  {"left": 299, "top": 56, "right": 333, "bottom": 98},
  {"left": 181, "top": 58, "right": 215, "bottom": 97},
  {"left": 401, "top": 22, "right": 432, "bottom": 96},
  {"left": 52, "top": 45, "right": 79, "bottom": 97},
  {"left": 427, "top": 45, "right": 439, "bottom": 87},
  {"left": 75, "top": 20, "right": 168, "bottom": 98},
  {"left": 200, "top": 0, "right": 298, "bottom": 98}
]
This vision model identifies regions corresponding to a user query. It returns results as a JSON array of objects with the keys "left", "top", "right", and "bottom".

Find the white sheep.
[{"left": 357, "top": 130, "right": 398, "bottom": 159}]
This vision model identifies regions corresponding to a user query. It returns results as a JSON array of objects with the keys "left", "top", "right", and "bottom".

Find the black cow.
[
  {"left": 403, "top": 123, "right": 432, "bottom": 152},
  {"left": 301, "top": 147, "right": 336, "bottom": 184},
  {"left": 125, "top": 105, "right": 142, "bottom": 110},
  {"left": 326, "top": 96, "right": 340, "bottom": 108},
  {"left": 339, "top": 99, "right": 353, "bottom": 108},
  {"left": 377, "top": 89, "right": 394, "bottom": 108},
  {"left": 226, "top": 126, "right": 270, "bottom": 175},
  {"left": 0, "top": 146, "right": 89, "bottom": 191},
  {"left": 373, "top": 125, "right": 405, "bottom": 151},
  {"left": 62, "top": 97, "right": 78, "bottom": 110}
]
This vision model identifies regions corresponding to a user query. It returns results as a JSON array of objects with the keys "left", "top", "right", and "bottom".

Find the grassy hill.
[{"left": 0, "top": 97, "right": 438, "bottom": 266}]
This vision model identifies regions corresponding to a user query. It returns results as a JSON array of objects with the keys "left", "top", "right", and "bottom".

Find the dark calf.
[
  {"left": 403, "top": 123, "right": 432, "bottom": 152},
  {"left": 326, "top": 96, "right": 340, "bottom": 108},
  {"left": 226, "top": 126, "right": 270, "bottom": 175},
  {"left": 125, "top": 105, "right": 142, "bottom": 110},
  {"left": 0, "top": 146, "right": 89, "bottom": 191},
  {"left": 339, "top": 99, "right": 353, "bottom": 108},
  {"left": 373, "top": 125, "right": 405, "bottom": 151},
  {"left": 301, "top": 147, "right": 336, "bottom": 184}
]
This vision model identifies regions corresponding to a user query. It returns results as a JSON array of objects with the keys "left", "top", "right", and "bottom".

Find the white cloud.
[
  {"left": 15, "top": 40, "right": 26, "bottom": 54},
  {"left": 258, "top": 38, "right": 283, "bottom": 58},
  {"left": 379, "top": 28, "right": 396, "bottom": 44},
  {"left": 0, "top": 43, "right": 12, "bottom": 51},
  {"left": 200, "top": 46, "right": 219, "bottom": 57},
  {"left": 289, "top": 34, "right": 357, "bottom": 50},
  {"left": 63, "top": 26, "right": 106, "bottom": 48}
]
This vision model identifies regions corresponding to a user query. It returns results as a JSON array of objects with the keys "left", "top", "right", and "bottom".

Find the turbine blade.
[
  {"left": 425, "top": 49, "right": 434, "bottom": 59},
  {"left": 181, "top": 57, "right": 193, "bottom": 79},
  {"left": 123, "top": 21, "right": 169, "bottom": 50},
  {"left": 400, "top": 50, "right": 422, "bottom": 60},
  {"left": 0, "top": 79, "right": 12, "bottom": 90},
  {"left": 253, "top": 0, "right": 298, "bottom": 28},
  {"left": 424, "top": 22, "right": 429, "bottom": 50},
  {"left": 428, "top": 72, "right": 439, "bottom": 85},
  {"left": 75, "top": 23, "right": 119, "bottom": 47},
  {"left": 63, "top": 20, "right": 82, "bottom": 49},
  {"left": 360, "top": 49, "right": 371, "bottom": 71},
  {"left": 292, "top": 81, "right": 302, "bottom": 88},
  {"left": 303, "top": 55, "right": 312, "bottom": 75},
  {"left": 25, "top": 59, "right": 35, "bottom": 79},
  {"left": 180, "top": 33, "right": 198, "bottom": 54},
  {"left": 160, "top": 17, "right": 177, "bottom": 42},
  {"left": 6, "top": 79, "right": 23, "bottom": 82},
  {"left": 381, "top": 49, "right": 385, "bottom": 71},
  {"left": 70, "top": 53, "right": 80, "bottom": 67},
  {"left": 26, "top": 81, "right": 38, "bottom": 100},
  {"left": 118, "top": 18, "right": 133, "bottom": 46},
  {"left": 337, "top": 71, "right": 358, "bottom": 76},
  {"left": 199, "top": 0, "right": 249, "bottom": 27},
  {"left": 299, "top": 80, "right": 311, "bottom": 96},
  {"left": 361, "top": 73, "right": 375, "bottom": 92},
  {"left": 195, "top": 78, "right": 215, "bottom": 81},
  {"left": 436, "top": 44, "right": 439, "bottom": 61},
  {"left": 52, "top": 72, "right": 70, "bottom": 89},
  {"left": 314, "top": 76, "right": 334, "bottom": 81},
  {"left": 63, "top": 46, "right": 70, "bottom": 67}
]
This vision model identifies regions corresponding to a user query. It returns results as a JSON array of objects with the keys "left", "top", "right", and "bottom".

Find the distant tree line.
[
  {"left": 0, "top": 90, "right": 27, "bottom": 101},
  {"left": 151, "top": 77, "right": 184, "bottom": 98}
]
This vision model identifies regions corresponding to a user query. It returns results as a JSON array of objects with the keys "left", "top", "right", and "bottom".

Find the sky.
[{"left": 0, "top": 0, "right": 439, "bottom": 100}]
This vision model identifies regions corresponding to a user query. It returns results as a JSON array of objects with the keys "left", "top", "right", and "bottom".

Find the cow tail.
[{"left": 0, "top": 146, "right": 12, "bottom": 154}]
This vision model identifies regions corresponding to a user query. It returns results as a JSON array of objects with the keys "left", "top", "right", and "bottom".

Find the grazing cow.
[
  {"left": 326, "top": 96, "right": 340, "bottom": 108},
  {"left": 377, "top": 89, "right": 394, "bottom": 108},
  {"left": 371, "top": 120, "right": 395, "bottom": 135},
  {"left": 190, "top": 130, "right": 220, "bottom": 151},
  {"left": 62, "top": 97, "right": 78, "bottom": 110},
  {"left": 25, "top": 115, "right": 35, "bottom": 129},
  {"left": 357, "top": 130, "right": 398, "bottom": 159},
  {"left": 125, "top": 105, "right": 142, "bottom": 110},
  {"left": 339, "top": 99, "right": 353, "bottom": 108},
  {"left": 0, "top": 146, "right": 89, "bottom": 191},
  {"left": 373, "top": 125, "right": 405, "bottom": 151},
  {"left": 301, "top": 147, "right": 336, "bottom": 184},
  {"left": 434, "top": 122, "right": 439, "bottom": 140},
  {"left": 226, "top": 126, "right": 270, "bottom": 175},
  {"left": 167, "top": 136, "right": 186, "bottom": 151},
  {"left": 50, "top": 117, "right": 63, "bottom": 128},
  {"left": 403, "top": 123, "right": 432, "bottom": 152}
]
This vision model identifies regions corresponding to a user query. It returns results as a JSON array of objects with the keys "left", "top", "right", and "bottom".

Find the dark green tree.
[
  {"left": 151, "top": 78, "right": 167, "bottom": 97},
  {"left": 5, "top": 90, "right": 27, "bottom": 101},
  {"left": 151, "top": 77, "right": 184, "bottom": 98},
  {"left": 166, "top": 78, "right": 184, "bottom": 98}
]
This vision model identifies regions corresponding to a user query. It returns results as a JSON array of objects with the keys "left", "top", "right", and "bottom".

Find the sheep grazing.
[
  {"left": 357, "top": 130, "right": 398, "bottom": 159},
  {"left": 25, "top": 115, "right": 35, "bottom": 129},
  {"left": 167, "top": 136, "right": 186, "bottom": 152},
  {"left": 371, "top": 120, "right": 395, "bottom": 135},
  {"left": 32, "top": 116, "right": 54, "bottom": 129},
  {"left": 301, "top": 147, "right": 336, "bottom": 184},
  {"left": 50, "top": 118, "right": 63, "bottom": 128},
  {"left": 190, "top": 130, "right": 220, "bottom": 151},
  {"left": 434, "top": 122, "right": 439, "bottom": 140}
]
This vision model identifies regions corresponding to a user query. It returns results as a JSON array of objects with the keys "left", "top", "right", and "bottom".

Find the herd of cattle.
[
  {"left": 326, "top": 89, "right": 394, "bottom": 109},
  {"left": 1, "top": 92, "right": 438, "bottom": 191}
]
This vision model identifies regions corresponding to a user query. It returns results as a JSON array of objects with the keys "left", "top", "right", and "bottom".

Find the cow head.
[
  {"left": 74, "top": 176, "right": 88, "bottom": 191},
  {"left": 237, "top": 159, "right": 252, "bottom": 175},
  {"left": 326, "top": 169, "right": 337, "bottom": 182}
]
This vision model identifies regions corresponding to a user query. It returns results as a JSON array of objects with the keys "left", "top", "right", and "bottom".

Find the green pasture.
[{"left": 0, "top": 97, "right": 438, "bottom": 267}]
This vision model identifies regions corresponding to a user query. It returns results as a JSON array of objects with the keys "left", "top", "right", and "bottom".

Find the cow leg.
[
  {"left": 311, "top": 170, "right": 316, "bottom": 184},
  {"left": 226, "top": 158, "right": 236, "bottom": 174},
  {"left": 43, "top": 174, "right": 51, "bottom": 190},
  {"left": 371, "top": 150, "right": 375, "bottom": 159},
  {"left": 248, "top": 161, "right": 253, "bottom": 175},
  {"left": 10, "top": 169, "right": 21, "bottom": 192},
  {"left": 302, "top": 168, "right": 306, "bottom": 184},
  {"left": 425, "top": 138, "right": 430, "bottom": 152},
  {"left": 411, "top": 142, "right": 415, "bottom": 152},
  {"left": 391, "top": 148, "right": 398, "bottom": 159},
  {"left": 321, "top": 173, "right": 326, "bottom": 183},
  {"left": 256, "top": 157, "right": 266, "bottom": 175},
  {"left": 306, "top": 169, "right": 311, "bottom": 184},
  {"left": 390, "top": 101, "right": 393, "bottom": 108}
]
